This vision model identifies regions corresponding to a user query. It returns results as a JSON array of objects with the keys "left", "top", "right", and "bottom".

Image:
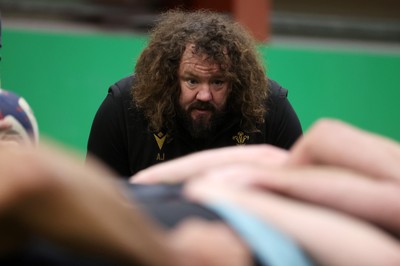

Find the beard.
[{"left": 177, "top": 101, "right": 226, "bottom": 139}]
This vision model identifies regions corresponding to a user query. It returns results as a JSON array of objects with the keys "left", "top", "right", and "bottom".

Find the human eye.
[
  {"left": 211, "top": 79, "right": 226, "bottom": 88},
  {"left": 186, "top": 78, "right": 198, "bottom": 87}
]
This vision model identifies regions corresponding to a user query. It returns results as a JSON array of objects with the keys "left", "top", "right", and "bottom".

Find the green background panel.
[
  {"left": 262, "top": 45, "right": 400, "bottom": 139},
  {"left": 2, "top": 28, "right": 400, "bottom": 155},
  {"left": 1, "top": 28, "right": 147, "bottom": 153}
]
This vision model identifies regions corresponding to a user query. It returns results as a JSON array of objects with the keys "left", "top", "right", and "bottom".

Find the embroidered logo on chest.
[
  {"left": 232, "top": 131, "right": 249, "bottom": 145},
  {"left": 154, "top": 132, "right": 167, "bottom": 150},
  {"left": 153, "top": 132, "right": 169, "bottom": 161}
]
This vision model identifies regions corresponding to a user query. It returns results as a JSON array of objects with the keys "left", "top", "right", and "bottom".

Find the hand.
[
  {"left": 131, "top": 144, "right": 288, "bottom": 184},
  {"left": 179, "top": 160, "right": 400, "bottom": 234},
  {"left": 287, "top": 119, "right": 400, "bottom": 184}
]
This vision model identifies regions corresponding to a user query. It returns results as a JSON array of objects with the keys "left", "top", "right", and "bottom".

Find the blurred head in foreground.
[{"left": 0, "top": 89, "right": 39, "bottom": 146}]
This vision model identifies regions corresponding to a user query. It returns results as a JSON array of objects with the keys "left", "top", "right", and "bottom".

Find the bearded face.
[{"left": 177, "top": 44, "right": 230, "bottom": 138}]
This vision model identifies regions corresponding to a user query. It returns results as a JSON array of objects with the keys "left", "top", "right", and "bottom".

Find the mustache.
[{"left": 188, "top": 101, "right": 216, "bottom": 112}]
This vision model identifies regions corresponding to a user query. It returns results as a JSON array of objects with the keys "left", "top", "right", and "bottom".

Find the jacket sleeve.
[
  {"left": 86, "top": 78, "right": 132, "bottom": 177},
  {"left": 266, "top": 80, "right": 303, "bottom": 149}
]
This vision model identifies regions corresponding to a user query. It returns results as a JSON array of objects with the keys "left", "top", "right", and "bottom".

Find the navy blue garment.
[{"left": 124, "top": 183, "right": 222, "bottom": 228}]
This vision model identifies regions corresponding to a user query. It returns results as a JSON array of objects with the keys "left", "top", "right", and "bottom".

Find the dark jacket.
[{"left": 87, "top": 76, "right": 302, "bottom": 177}]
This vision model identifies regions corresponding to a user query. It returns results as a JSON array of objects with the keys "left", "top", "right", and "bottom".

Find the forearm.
[
  {"left": 188, "top": 160, "right": 400, "bottom": 233},
  {"left": 247, "top": 166, "right": 400, "bottom": 234},
  {"left": 132, "top": 144, "right": 288, "bottom": 184},
  {"left": 244, "top": 192, "right": 400, "bottom": 266},
  {"left": 186, "top": 182, "right": 400, "bottom": 266}
]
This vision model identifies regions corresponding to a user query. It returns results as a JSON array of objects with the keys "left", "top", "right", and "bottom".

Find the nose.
[{"left": 196, "top": 84, "right": 212, "bottom": 102}]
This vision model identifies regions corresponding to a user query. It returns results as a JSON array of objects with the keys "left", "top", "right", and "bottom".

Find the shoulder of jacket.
[
  {"left": 268, "top": 79, "right": 288, "bottom": 99},
  {"left": 108, "top": 75, "right": 135, "bottom": 98}
]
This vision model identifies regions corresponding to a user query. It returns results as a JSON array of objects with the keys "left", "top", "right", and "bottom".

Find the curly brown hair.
[{"left": 132, "top": 9, "right": 269, "bottom": 133}]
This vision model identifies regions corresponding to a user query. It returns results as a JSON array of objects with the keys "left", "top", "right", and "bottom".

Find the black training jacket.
[{"left": 86, "top": 76, "right": 302, "bottom": 177}]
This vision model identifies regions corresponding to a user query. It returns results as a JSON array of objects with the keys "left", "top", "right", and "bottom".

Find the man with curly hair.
[{"left": 87, "top": 10, "right": 302, "bottom": 178}]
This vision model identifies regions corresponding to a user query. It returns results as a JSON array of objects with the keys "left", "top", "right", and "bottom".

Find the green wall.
[
  {"left": 261, "top": 43, "right": 400, "bottom": 142},
  {"left": 2, "top": 27, "right": 400, "bottom": 155},
  {"left": 2, "top": 28, "right": 147, "bottom": 154}
]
